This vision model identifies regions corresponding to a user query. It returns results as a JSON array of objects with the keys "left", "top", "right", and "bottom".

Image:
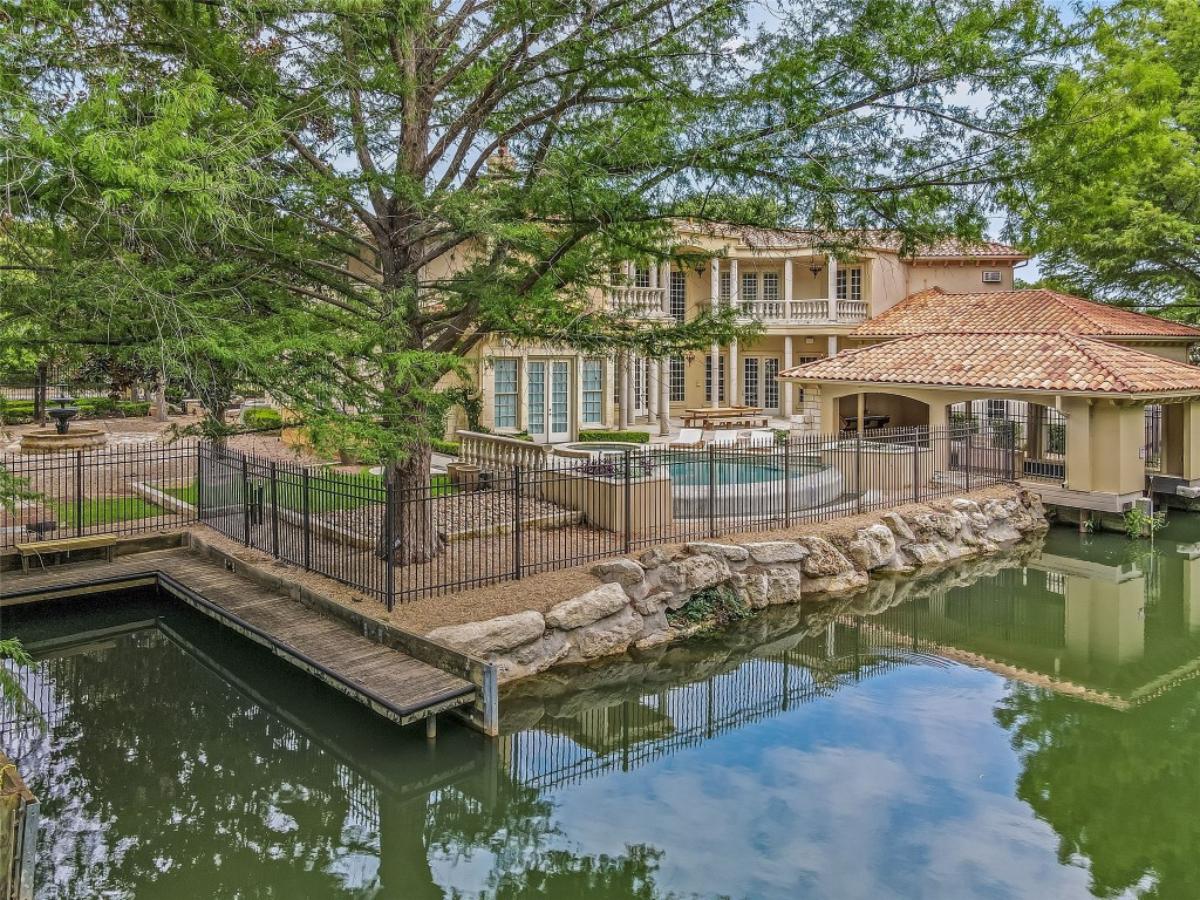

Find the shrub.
[
  {"left": 988, "top": 418, "right": 1022, "bottom": 450},
  {"left": 242, "top": 407, "right": 284, "bottom": 431},
  {"left": 1047, "top": 422, "right": 1066, "bottom": 455},
  {"left": 667, "top": 586, "right": 752, "bottom": 632},
  {"left": 576, "top": 429, "right": 650, "bottom": 444},
  {"left": 0, "top": 399, "right": 34, "bottom": 424},
  {"left": 430, "top": 438, "right": 461, "bottom": 456}
]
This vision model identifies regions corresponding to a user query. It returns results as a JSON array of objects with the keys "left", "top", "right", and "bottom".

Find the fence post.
[
  {"left": 513, "top": 465, "right": 523, "bottom": 580},
  {"left": 854, "top": 435, "right": 863, "bottom": 515},
  {"left": 964, "top": 427, "right": 972, "bottom": 492},
  {"left": 241, "top": 453, "right": 251, "bottom": 546},
  {"left": 195, "top": 442, "right": 204, "bottom": 523},
  {"left": 269, "top": 462, "right": 280, "bottom": 557},
  {"left": 707, "top": 444, "right": 717, "bottom": 538},
  {"left": 385, "top": 475, "right": 396, "bottom": 611},
  {"left": 912, "top": 431, "right": 920, "bottom": 503},
  {"left": 301, "top": 468, "right": 312, "bottom": 570},
  {"left": 74, "top": 450, "right": 83, "bottom": 537},
  {"left": 783, "top": 438, "right": 792, "bottom": 528},
  {"left": 622, "top": 450, "right": 632, "bottom": 553}
]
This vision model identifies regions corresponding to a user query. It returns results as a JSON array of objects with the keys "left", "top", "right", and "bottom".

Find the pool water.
[{"left": 5, "top": 514, "right": 1200, "bottom": 898}]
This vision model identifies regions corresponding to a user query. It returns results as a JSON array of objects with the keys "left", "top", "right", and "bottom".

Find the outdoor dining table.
[{"left": 681, "top": 406, "right": 767, "bottom": 429}]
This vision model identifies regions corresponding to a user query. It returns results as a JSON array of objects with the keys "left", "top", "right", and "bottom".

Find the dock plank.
[{"left": 1, "top": 548, "right": 475, "bottom": 727}]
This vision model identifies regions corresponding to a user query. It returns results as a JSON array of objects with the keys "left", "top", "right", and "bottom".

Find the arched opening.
[{"left": 836, "top": 392, "right": 931, "bottom": 433}]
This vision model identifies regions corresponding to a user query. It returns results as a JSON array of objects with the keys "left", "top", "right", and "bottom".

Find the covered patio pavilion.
[{"left": 779, "top": 332, "right": 1200, "bottom": 516}]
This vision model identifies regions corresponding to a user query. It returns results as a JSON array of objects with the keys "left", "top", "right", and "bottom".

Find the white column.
[
  {"left": 827, "top": 335, "right": 839, "bottom": 356},
  {"left": 783, "top": 258, "right": 793, "bottom": 311},
  {"left": 659, "top": 358, "right": 671, "bottom": 436},
  {"left": 730, "top": 258, "right": 740, "bottom": 308},
  {"left": 660, "top": 262, "right": 672, "bottom": 316},
  {"left": 783, "top": 335, "right": 794, "bottom": 419},
  {"left": 620, "top": 353, "right": 632, "bottom": 427},
  {"left": 648, "top": 360, "right": 659, "bottom": 418},
  {"left": 826, "top": 254, "right": 838, "bottom": 321},
  {"left": 710, "top": 341, "right": 720, "bottom": 408},
  {"left": 649, "top": 262, "right": 658, "bottom": 289},
  {"left": 710, "top": 258, "right": 720, "bottom": 306},
  {"left": 729, "top": 339, "right": 740, "bottom": 407}
]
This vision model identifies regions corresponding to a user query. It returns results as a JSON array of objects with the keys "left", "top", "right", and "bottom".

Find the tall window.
[
  {"left": 762, "top": 272, "right": 780, "bottom": 302},
  {"left": 987, "top": 399, "right": 1008, "bottom": 420},
  {"left": 835, "top": 266, "right": 863, "bottom": 302},
  {"left": 705, "top": 355, "right": 726, "bottom": 403},
  {"left": 670, "top": 270, "right": 686, "bottom": 322},
  {"left": 669, "top": 356, "right": 685, "bottom": 402},
  {"left": 493, "top": 359, "right": 518, "bottom": 428},
  {"left": 634, "top": 266, "right": 651, "bottom": 287},
  {"left": 719, "top": 271, "right": 731, "bottom": 304},
  {"left": 741, "top": 272, "right": 758, "bottom": 303},
  {"left": 582, "top": 359, "right": 604, "bottom": 424}
]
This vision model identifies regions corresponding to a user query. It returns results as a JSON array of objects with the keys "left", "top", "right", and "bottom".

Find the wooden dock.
[{"left": 1, "top": 546, "right": 497, "bottom": 734}]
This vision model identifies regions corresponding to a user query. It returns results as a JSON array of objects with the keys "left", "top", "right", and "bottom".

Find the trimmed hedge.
[
  {"left": 576, "top": 429, "right": 650, "bottom": 444},
  {"left": 0, "top": 397, "right": 151, "bottom": 424},
  {"left": 430, "top": 438, "right": 461, "bottom": 456},
  {"left": 242, "top": 407, "right": 284, "bottom": 431}
]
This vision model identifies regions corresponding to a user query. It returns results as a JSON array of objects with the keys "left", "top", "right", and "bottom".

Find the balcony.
[
  {"left": 606, "top": 285, "right": 669, "bottom": 319},
  {"left": 703, "top": 298, "right": 870, "bottom": 326}
]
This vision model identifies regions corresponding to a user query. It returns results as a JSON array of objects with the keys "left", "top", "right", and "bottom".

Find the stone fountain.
[{"left": 19, "top": 386, "right": 108, "bottom": 454}]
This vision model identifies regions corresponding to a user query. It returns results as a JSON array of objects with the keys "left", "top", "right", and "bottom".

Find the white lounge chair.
[
  {"left": 669, "top": 428, "right": 704, "bottom": 449},
  {"left": 709, "top": 430, "right": 740, "bottom": 447},
  {"left": 746, "top": 428, "right": 775, "bottom": 448}
]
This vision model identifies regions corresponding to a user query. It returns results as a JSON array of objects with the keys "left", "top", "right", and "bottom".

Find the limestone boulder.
[
  {"left": 846, "top": 524, "right": 897, "bottom": 572},
  {"left": 634, "top": 609, "right": 670, "bottom": 643},
  {"left": 985, "top": 520, "right": 1023, "bottom": 543},
  {"left": 545, "top": 582, "right": 630, "bottom": 630},
  {"left": 428, "top": 610, "right": 545, "bottom": 656},
  {"left": 591, "top": 558, "right": 646, "bottom": 586},
  {"left": 687, "top": 541, "right": 750, "bottom": 562},
  {"left": 566, "top": 606, "right": 644, "bottom": 661},
  {"left": 882, "top": 512, "right": 915, "bottom": 544},
  {"left": 903, "top": 542, "right": 948, "bottom": 567},
  {"left": 951, "top": 498, "right": 981, "bottom": 515},
  {"left": 638, "top": 547, "right": 672, "bottom": 569},
  {"left": 744, "top": 541, "right": 808, "bottom": 564},
  {"left": 632, "top": 589, "right": 673, "bottom": 617},
  {"left": 804, "top": 570, "right": 869, "bottom": 595},
  {"left": 795, "top": 537, "right": 855, "bottom": 578},
  {"left": 662, "top": 553, "right": 731, "bottom": 591}
]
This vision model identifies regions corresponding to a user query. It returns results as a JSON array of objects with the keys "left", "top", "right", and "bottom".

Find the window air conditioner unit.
[{"left": 982, "top": 270, "right": 1003, "bottom": 283}]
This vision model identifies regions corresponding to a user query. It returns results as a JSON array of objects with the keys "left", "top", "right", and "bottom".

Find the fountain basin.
[{"left": 20, "top": 428, "right": 108, "bottom": 454}]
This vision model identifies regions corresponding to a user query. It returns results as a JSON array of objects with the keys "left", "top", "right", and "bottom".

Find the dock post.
[{"left": 425, "top": 715, "right": 437, "bottom": 741}]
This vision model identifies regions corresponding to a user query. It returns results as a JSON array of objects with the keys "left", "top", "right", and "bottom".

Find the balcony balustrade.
[
  {"left": 606, "top": 286, "right": 669, "bottom": 319},
  {"left": 703, "top": 298, "right": 869, "bottom": 326}
]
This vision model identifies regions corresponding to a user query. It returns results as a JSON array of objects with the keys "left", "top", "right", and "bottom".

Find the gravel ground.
[{"left": 322, "top": 491, "right": 580, "bottom": 538}]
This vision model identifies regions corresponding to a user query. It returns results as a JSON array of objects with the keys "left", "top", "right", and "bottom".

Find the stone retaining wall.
[{"left": 428, "top": 488, "right": 1048, "bottom": 682}]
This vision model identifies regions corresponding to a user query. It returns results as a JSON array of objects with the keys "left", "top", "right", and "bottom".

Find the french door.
[
  {"left": 632, "top": 357, "right": 648, "bottom": 417},
  {"left": 743, "top": 356, "right": 780, "bottom": 412},
  {"left": 527, "top": 359, "right": 572, "bottom": 443}
]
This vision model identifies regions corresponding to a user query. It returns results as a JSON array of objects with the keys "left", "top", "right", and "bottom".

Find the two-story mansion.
[{"left": 466, "top": 221, "right": 1030, "bottom": 441}]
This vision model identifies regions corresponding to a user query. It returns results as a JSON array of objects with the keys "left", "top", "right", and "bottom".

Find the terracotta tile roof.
[
  {"left": 672, "top": 221, "right": 1027, "bottom": 259},
  {"left": 778, "top": 332, "right": 1200, "bottom": 395},
  {"left": 855, "top": 288, "right": 1200, "bottom": 339}
]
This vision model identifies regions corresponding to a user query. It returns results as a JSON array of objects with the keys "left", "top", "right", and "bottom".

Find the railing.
[
  {"left": 704, "top": 298, "right": 869, "bottom": 325},
  {"left": 606, "top": 285, "right": 669, "bottom": 318},
  {"left": 0, "top": 750, "right": 37, "bottom": 900},
  {"left": 457, "top": 430, "right": 549, "bottom": 471},
  {"left": 2, "top": 426, "right": 1016, "bottom": 605}
]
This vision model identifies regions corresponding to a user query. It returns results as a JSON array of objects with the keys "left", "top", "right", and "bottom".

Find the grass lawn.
[
  {"left": 56, "top": 496, "right": 166, "bottom": 527},
  {"left": 162, "top": 470, "right": 454, "bottom": 512}
]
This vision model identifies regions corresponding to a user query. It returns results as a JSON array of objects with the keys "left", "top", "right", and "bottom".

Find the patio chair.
[
  {"left": 708, "top": 430, "right": 740, "bottom": 448},
  {"left": 745, "top": 428, "right": 775, "bottom": 449},
  {"left": 669, "top": 427, "right": 704, "bottom": 450}
]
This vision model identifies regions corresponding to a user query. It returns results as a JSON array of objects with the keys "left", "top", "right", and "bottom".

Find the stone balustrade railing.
[
  {"left": 607, "top": 286, "right": 669, "bottom": 319},
  {"left": 704, "top": 298, "right": 870, "bottom": 325},
  {"left": 457, "top": 430, "right": 549, "bottom": 471}
]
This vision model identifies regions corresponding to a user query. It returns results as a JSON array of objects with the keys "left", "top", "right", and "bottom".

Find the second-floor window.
[
  {"left": 493, "top": 359, "right": 518, "bottom": 429},
  {"left": 762, "top": 272, "right": 780, "bottom": 302},
  {"left": 719, "top": 271, "right": 731, "bottom": 304},
  {"left": 741, "top": 272, "right": 758, "bottom": 303},
  {"left": 835, "top": 267, "right": 863, "bottom": 302},
  {"left": 670, "top": 270, "right": 686, "bottom": 322},
  {"left": 634, "top": 266, "right": 651, "bottom": 288}
]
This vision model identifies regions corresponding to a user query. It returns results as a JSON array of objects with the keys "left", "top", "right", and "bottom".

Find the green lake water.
[{"left": 3, "top": 514, "right": 1200, "bottom": 899}]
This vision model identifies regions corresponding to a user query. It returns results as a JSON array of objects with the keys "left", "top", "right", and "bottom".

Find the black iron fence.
[
  {"left": 5, "top": 425, "right": 1020, "bottom": 606},
  {"left": 948, "top": 401, "right": 1066, "bottom": 483}
]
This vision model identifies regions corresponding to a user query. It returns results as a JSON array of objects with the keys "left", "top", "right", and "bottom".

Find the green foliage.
[
  {"left": 430, "top": 438, "right": 461, "bottom": 456},
  {"left": 241, "top": 408, "right": 283, "bottom": 432},
  {"left": 1123, "top": 506, "right": 1167, "bottom": 540},
  {"left": 989, "top": 418, "right": 1023, "bottom": 450},
  {"left": 1011, "top": 0, "right": 1200, "bottom": 314},
  {"left": 950, "top": 411, "right": 981, "bottom": 434},
  {"left": 0, "top": 464, "right": 36, "bottom": 512},
  {"left": 1047, "top": 422, "right": 1067, "bottom": 455},
  {"left": 0, "top": 637, "right": 36, "bottom": 719},
  {"left": 667, "top": 586, "right": 752, "bottom": 633},
  {"left": 0, "top": 397, "right": 151, "bottom": 423},
  {"left": 576, "top": 430, "right": 651, "bottom": 444}
]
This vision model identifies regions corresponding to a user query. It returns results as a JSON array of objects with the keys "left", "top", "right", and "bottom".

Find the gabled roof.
[
  {"left": 671, "top": 222, "right": 1028, "bottom": 260},
  {"left": 778, "top": 332, "right": 1200, "bottom": 396},
  {"left": 855, "top": 288, "right": 1200, "bottom": 339}
]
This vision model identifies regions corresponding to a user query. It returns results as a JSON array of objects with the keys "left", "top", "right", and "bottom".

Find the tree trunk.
[
  {"left": 33, "top": 361, "right": 48, "bottom": 425},
  {"left": 154, "top": 379, "right": 169, "bottom": 422},
  {"left": 381, "top": 441, "right": 446, "bottom": 565}
]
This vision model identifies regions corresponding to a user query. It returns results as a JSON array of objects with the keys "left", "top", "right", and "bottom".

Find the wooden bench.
[{"left": 15, "top": 535, "right": 118, "bottom": 572}]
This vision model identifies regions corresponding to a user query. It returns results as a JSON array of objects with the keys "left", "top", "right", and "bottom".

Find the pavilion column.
[
  {"left": 620, "top": 353, "right": 632, "bottom": 428},
  {"left": 648, "top": 262, "right": 658, "bottom": 289},
  {"left": 1183, "top": 401, "right": 1200, "bottom": 481},
  {"left": 783, "top": 258, "right": 794, "bottom": 313},
  {"left": 730, "top": 259, "right": 740, "bottom": 310},
  {"left": 1089, "top": 402, "right": 1144, "bottom": 495},
  {"left": 826, "top": 254, "right": 838, "bottom": 321},
  {"left": 709, "top": 341, "right": 720, "bottom": 408},
  {"left": 658, "top": 359, "right": 671, "bottom": 436},
  {"left": 856, "top": 392, "right": 866, "bottom": 435},
  {"left": 827, "top": 335, "right": 839, "bottom": 357},
  {"left": 659, "top": 262, "right": 672, "bottom": 317},
  {"left": 782, "top": 336, "right": 794, "bottom": 418},
  {"left": 710, "top": 258, "right": 721, "bottom": 306},
  {"left": 1061, "top": 397, "right": 1093, "bottom": 493},
  {"left": 729, "top": 339, "right": 740, "bottom": 407}
]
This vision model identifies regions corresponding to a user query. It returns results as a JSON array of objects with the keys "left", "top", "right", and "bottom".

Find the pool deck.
[{"left": 1, "top": 544, "right": 498, "bottom": 735}]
